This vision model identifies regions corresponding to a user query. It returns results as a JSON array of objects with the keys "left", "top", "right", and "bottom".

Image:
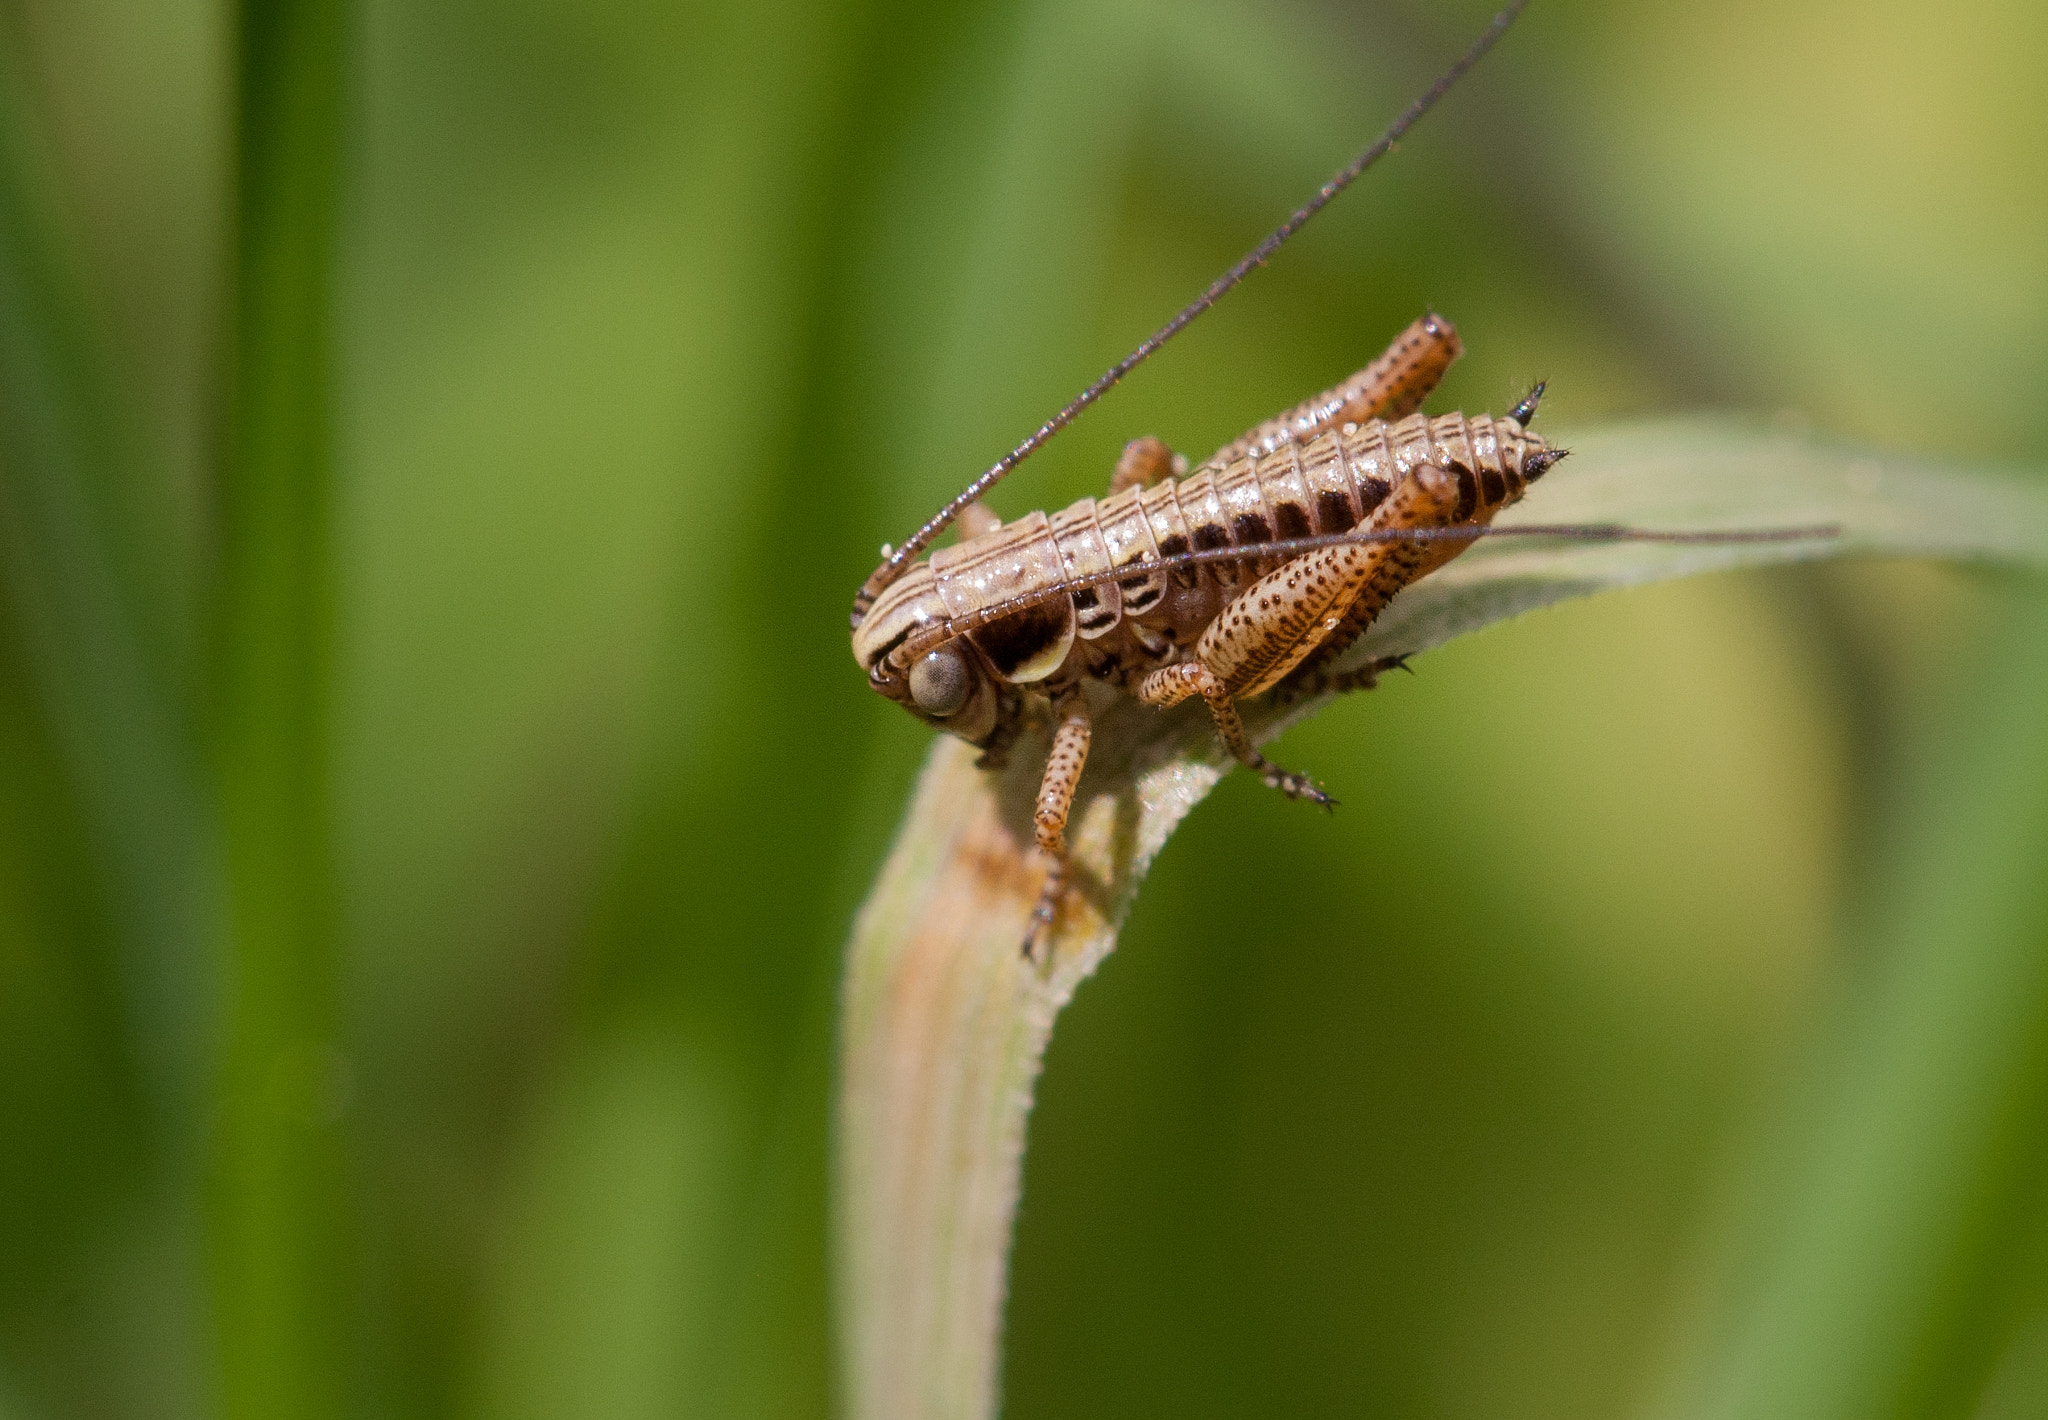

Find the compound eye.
[{"left": 909, "top": 647, "right": 971, "bottom": 718}]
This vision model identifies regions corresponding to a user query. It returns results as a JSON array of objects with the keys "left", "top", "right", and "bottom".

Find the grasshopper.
[{"left": 850, "top": 0, "right": 1824, "bottom": 955}]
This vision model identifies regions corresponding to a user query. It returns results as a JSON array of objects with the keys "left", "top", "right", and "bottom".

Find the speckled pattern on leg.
[
  {"left": 1024, "top": 686, "right": 1092, "bottom": 957},
  {"left": 1195, "top": 463, "right": 1461, "bottom": 699}
]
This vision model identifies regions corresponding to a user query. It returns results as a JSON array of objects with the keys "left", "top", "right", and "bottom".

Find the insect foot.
[
  {"left": 1136, "top": 661, "right": 1334, "bottom": 810},
  {"left": 1022, "top": 688, "right": 1092, "bottom": 960},
  {"left": 1021, "top": 887, "right": 1058, "bottom": 962},
  {"left": 1261, "top": 764, "right": 1338, "bottom": 811}
]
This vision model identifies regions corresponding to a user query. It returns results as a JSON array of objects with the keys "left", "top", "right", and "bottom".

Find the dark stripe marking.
[
  {"left": 971, "top": 601, "right": 1069, "bottom": 680},
  {"left": 1193, "top": 523, "right": 1232, "bottom": 585},
  {"left": 1316, "top": 489, "right": 1356, "bottom": 533},
  {"left": 1120, "top": 551, "right": 1164, "bottom": 610},
  {"left": 1451, "top": 463, "right": 1478, "bottom": 522},
  {"left": 1159, "top": 533, "right": 1196, "bottom": 589},
  {"left": 866, "top": 624, "right": 913, "bottom": 670},
  {"left": 1074, "top": 584, "right": 1116, "bottom": 631}
]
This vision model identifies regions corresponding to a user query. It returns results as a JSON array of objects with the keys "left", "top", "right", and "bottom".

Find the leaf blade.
[{"left": 838, "top": 424, "right": 2048, "bottom": 1420}]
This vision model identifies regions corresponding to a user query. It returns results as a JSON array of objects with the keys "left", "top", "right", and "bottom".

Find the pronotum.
[{"left": 848, "top": 0, "right": 1829, "bottom": 956}]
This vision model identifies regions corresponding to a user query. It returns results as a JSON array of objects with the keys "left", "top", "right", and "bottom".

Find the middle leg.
[
  {"left": 1138, "top": 661, "right": 1334, "bottom": 808},
  {"left": 1108, "top": 435, "right": 1186, "bottom": 495}
]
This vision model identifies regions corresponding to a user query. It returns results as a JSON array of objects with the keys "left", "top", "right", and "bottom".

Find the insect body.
[
  {"left": 852, "top": 313, "right": 1561, "bottom": 952},
  {"left": 849, "top": 0, "right": 1826, "bottom": 955}
]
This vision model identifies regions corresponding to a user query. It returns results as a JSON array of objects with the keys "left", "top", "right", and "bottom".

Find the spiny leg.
[
  {"left": 1206, "top": 312, "right": 1463, "bottom": 465},
  {"left": 1282, "top": 595, "right": 1378, "bottom": 684},
  {"left": 1276, "top": 544, "right": 1426, "bottom": 682},
  {"left": 1273, "top": 653, "right": 1413, "bottom": 706},
  {"left": 1320, "top": 311, "right": 1464, "bottom": 424},
  {"left": 1138, "top": 661, "right": 1334, "bottom": 809},
  {"left": 1278, "top": 461, "right": 1488, "bottom": 687},
  {"left": 1194, "top": 463, "right": 1460, "bottom": 700},
  {"left": 1273, "top": 432, "right": 1550, "bottom": 695},
  {"left": 1024, "top": 685, "right": 1092, "bottom": 959}
]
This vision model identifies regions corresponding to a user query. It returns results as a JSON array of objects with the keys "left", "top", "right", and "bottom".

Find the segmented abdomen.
[
  {"left": 922, "top": 409, "right": 1549, "bottom": 684},
  {"left": 1050, "top": 409, "right": 1547, "bottom": 640}
]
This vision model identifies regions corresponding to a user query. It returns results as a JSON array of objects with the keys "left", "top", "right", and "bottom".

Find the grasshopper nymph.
[{"left": 850, "top": 0, "right": 1821, "bottom": 957}]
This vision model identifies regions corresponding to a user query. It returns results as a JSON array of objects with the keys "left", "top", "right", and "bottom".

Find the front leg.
[
  {"left": 1138, "top": 662, "right": 1335, "bottom": 809},
  {"left": 1023, "top": 685, "right": 1092, "bottom": 959}
]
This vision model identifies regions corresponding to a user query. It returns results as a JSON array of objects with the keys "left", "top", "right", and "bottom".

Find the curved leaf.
[{"left": 836, "top": 417, "right": 2048, "bottom": 1420}]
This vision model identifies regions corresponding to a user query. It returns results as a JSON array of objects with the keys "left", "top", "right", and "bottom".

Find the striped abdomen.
[
  {"left": 925, "top": 408, "right": 1548, "bottom": 684},
  {"left": 1049, "top": 410, "right": 1548, "bottom": 634}
]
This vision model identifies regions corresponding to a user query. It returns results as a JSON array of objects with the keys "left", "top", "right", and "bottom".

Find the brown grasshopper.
[{"left": 849, "top": 0, "right": 1825, "bottom": 955}]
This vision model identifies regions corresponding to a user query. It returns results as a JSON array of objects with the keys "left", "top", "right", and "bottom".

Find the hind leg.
[
  {"left": 1206, "top": 312, "right": 1463, "bottom": 464},
  {"left": 1273, "top": 653, "right": 1413, "bottom": 706}
]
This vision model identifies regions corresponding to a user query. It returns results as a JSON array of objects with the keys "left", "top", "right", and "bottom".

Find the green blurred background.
[{"left": 3, "top": 0, "right": 2047, "bottom": 1416}]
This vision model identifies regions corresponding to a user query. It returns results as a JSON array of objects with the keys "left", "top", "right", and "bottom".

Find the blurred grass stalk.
[
  {"left": 211, "top": 1, "right": 350, "bottom": 1415},
  {"left": 1661, "top": 585, "right": 2048, "bottom": 1420},
  {"left": 0, "top": 0, "right": 219, "bottom": 1103}
]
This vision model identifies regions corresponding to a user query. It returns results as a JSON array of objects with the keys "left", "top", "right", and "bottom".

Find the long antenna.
[{"left": 851, "top": 0, "right": 1534, "bottom": 629}]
